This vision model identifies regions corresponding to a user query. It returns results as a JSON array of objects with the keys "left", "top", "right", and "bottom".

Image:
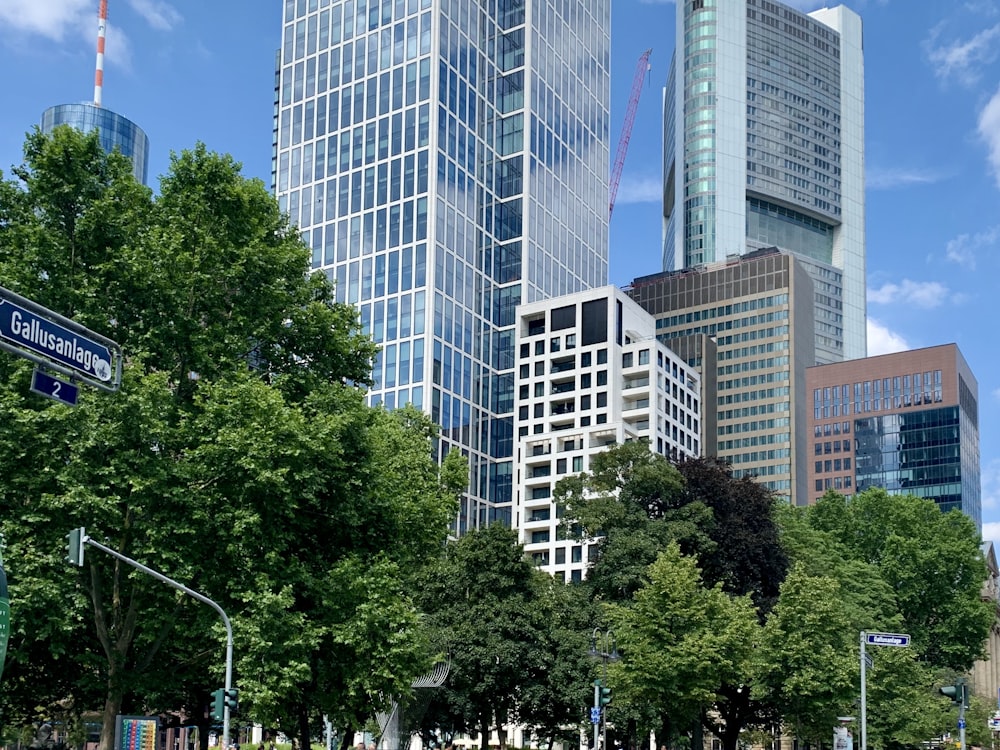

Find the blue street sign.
[
  {"left": 0, "top": 287, "right": 120, "bottom": 391},
  {"left": 864, "top": 632, "right": 910, "bottom": 647},
  {"left": 31, "top": 368, "right": 79, "bottom": 406},
  {"left": 590, "top": 707, "right": 601, "bottom": 725},
  {"left": 958, "top": 719, "right": 966, "bottom": 730}
]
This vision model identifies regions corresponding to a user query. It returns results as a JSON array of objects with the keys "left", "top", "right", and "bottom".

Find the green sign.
[{"left": 0, "top": 549, "right": 9, "bottom": 683}]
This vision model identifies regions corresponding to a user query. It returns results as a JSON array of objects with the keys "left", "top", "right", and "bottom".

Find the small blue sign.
[
  {"left": 31, "top": 369, "right": 79, "bottom": 406},
  {"left": 590, "top": 707, "right": 601, "bottom": 724},
  {"left": 865, "top": 632, "right": 910, "bottom": 647},
  {"left": 958, "top": 719, "right": 966, "bottom": 730},
  {"left": 0, "top": 299, "right": 112, "bottom": 383}
]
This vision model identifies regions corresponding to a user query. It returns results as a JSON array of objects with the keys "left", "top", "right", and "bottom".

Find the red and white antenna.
[{"left": 93, "top": 0, "right": 108, "bottom": 106}]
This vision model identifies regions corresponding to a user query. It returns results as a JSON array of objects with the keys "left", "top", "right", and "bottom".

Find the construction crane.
[{"left": 609, "top": 48, "right": 652, "bottom": 219}]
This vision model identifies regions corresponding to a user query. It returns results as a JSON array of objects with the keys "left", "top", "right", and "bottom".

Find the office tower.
[
  {"left": 273, "top": 0, "right": 611, "bottom": 530},
  {"left": 628, "top": 247, "right": 815, "bottom": 503},
  {"left": 662, "top": 0, "right": 864, "bottom": 362},
  {"left": 805, "top": 344, "right": 981, "bottom": 529},
  {"left": 514, "top": 286, "right": 702, "bottom": 580},
  {"left": 40, "top": 1, "right": 150, "bottom": 184}
]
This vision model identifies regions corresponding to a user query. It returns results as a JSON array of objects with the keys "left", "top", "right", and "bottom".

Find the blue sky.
[{"left": 2, "top": 0, "right": 1000, "bottom": 541}]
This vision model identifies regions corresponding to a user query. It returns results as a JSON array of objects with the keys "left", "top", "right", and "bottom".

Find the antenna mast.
[{"left": 94, "top": 0, "right": 108, "bottom": 106}]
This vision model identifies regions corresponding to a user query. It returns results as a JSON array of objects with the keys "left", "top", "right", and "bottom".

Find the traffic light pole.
[
  {"left": 73, "top": 531, "right": 235, "bottom": 750},
  {"left": 592, "top": 681, "right": 600, "bottom": 750}
]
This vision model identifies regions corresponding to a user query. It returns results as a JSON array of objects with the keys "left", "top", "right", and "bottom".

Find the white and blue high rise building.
[
  {"left": 274, "top": 0, "right": 610, "bottom": 531},
  {"left": 662, "top": 0, "right": 865, "bottom": 363}
]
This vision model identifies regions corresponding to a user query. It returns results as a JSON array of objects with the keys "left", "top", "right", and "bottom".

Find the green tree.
[
  {"left": 807, "top": 489, "right": 992, "bottom": 672},
  {"left": 517, "top": 578, "right": 595, "bottom": 750},
  {"left": 0, "top": 127, "right": 459, "bottom": 750},
  {"left": 415, "top": 525, "right": 553, "bottom": 750},
  {"left": 606, "top": 544, "right": 758, "bottom": 750},
  {"left": 554, "top": 441, "right": 710, "bottom": 603}
]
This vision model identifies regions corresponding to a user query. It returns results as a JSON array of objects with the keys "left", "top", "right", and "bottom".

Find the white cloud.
[
  {"left": 614, "top": 176, "right": 661, "bottom": 206},
  {"left": 981, "top": 460, "right": 1000, "bottom": 544},
  {"left": 866, "top": 166, "right": 942, "bottom": 190},
  {"left": 126, "top": 0, "right": 181, "bottom": 31},
  {"left": 984, "top": 521, "right": 1000, "bottom": 547},
  {"left": 964, "top": 0, "right": 1000, "bottom": 15},
  {"left": 867, "top": 319, "right": 910, "bottom": 356},
  {"left": 867, "top": 280, "right": 951, "bottom": 308},
  {"left": 978, "top": 84, "right": 1000, "bottom": 189},
  {"left": 0, "top": 0, "right": 135, "bottom": 69},
  {"left": 0, "top": 0, "right": 92, "bottom": 42},
  {"left": 945, "top": 225, "right": 1000, "bottom": 269},
  {"left": 924, "top": 23, "right": 1000, "bottom": 86}
]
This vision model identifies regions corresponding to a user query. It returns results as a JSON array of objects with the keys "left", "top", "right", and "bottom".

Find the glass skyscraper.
[
  {"left": 41, "top": 103, "right": 150, "bottom": 185},
  {"left": 662, "top": 0, "right": 865, "bottom": 362},
  {"left": 273, "top": 0, "right": 610, "bottom": 530}
]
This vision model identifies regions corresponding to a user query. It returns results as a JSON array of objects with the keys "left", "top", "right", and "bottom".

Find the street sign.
[
  {"left": 988, "top": 714, "right": 1000, "bottom": 731},
  {"left": 864, "top": 632, "right": 910, "bottom": 647},
  {"left": 863, "top": 653, "right": 873, "bottom": 669},
  {"left": 31, "top": 368, "right": 79, "bottom": 406},
  {"left": 590, "top": 707, "right": 601, "bottom": 724},
  {"left": 0, "top": 286, "right": 120, "bottom": 391},
  {"left": 958, "top": 719, "right": 966, "bottom": 730}
]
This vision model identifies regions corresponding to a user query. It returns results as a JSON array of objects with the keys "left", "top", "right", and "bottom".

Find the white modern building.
[
  {"left": 514, "top": 286, "right": 702, "bottom": 580},
  {"left": 661, "top": 0, "right": 865, "bottom": 363},
  {"left": 273, "top": 0, "right": 611, "bottom": 531}
]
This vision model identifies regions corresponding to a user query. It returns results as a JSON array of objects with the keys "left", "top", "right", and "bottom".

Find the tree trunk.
[
  {"left": 655, "top": 712, "right": 671, "bottom": 750},
  {"left": 691, "top": 715, "right": 703, "bottom": 750},
  {"left": 478, "top": 711, "right": 490, "bottom": 750},
  {"left": 298, "top": 706, "right": 312, "bottom": 750},
  {"left": 98, "top": 688, "right": 124, "bottom": 750}
]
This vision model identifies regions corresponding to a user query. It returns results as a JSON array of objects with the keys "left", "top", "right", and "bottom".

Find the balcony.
[
  {"left": 551, "top": 379, "right": 575, "bottom": 395},
  {"left": 551, "top": 356, "right": 575, "bottom": 374}
]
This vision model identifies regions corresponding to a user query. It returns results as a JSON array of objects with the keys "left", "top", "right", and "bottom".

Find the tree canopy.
[{"left": 0, "top": 126, "right": 463, "bottom": 750}]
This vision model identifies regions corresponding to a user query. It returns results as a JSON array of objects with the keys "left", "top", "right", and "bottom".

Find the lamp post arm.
[{"left": 83, "top": 535, "right": 234, "bottom": 750}]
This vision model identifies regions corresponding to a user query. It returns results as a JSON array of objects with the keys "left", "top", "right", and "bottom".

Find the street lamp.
[{"left": 589, "top": 628, "right": 620, "bottom": 750}]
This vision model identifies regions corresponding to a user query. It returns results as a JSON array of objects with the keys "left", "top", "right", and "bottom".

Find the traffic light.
[
  {"left": 940, "top": 679, "right": 967, "bottom": 708},
  {"left": 600, "top": 685, "right": 612, "bottom": 706},
  {"left": 224, "top": 688, "right": 239, "bottom": 715},
  {"left": 211, "top": 688, "right": 225, "bottom": 722},
  {"left": 66, "top": 527, "right": 85, "bottom": 567}
]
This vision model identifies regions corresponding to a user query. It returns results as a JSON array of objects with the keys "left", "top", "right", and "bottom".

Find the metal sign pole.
[{"left": 860, "top": 632, "right": 867, "bottom": 750}]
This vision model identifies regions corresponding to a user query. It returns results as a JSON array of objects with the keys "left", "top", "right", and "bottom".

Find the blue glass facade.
[
  {"left": 41, "top": 103, "right": 150, "bottom": 185},
  {"left": 274, "top": 0, "right": 610, "bottom": 531},
  {"left": 855, "top": 406, "right": 981, "bottom": 527},
  {"left": 807, "top": 344, "right": 981, "bottom": 528}
]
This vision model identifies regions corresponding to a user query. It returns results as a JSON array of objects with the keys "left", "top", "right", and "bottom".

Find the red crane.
[{"left": 609, "top": 48, "right": 652, "bottom": 219}]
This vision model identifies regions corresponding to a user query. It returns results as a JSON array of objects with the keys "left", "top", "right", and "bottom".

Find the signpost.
[
  {"left": 0, "top": 536, "right": 9, "bottom": 685},
  {"left": 860, "top": 631, "right": 911, "bottom": 750},
  {"left": 0, "top": 286, "right": 121, "bottom": 392}
]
